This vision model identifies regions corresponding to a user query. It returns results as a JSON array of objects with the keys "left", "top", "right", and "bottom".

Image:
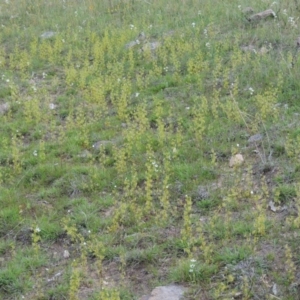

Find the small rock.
[
  {"left": 63, "top": 250, "right": 70, "bottom": 259},
  {"left": 241, "top": 45, "right": 256, "bottom": 53},
  {"left": 92, "top": 140, "right": 113, "bottom": 150},
  {"left": 143, "top": 285, "right": 186, "bottom": 300},
  {"left": 141, "top": 41, "right": 161, "bottom": 52},
  {"left": 248, "top": 133, "right": 263, "bottom": 143},
  {"left": 125, "top": 32, "right": 146, "bottom": 49},
  {"left": 248, "top": 9, "right": 276, "bottom": 22},
  {"left": 234, "top": 292, "right": 243, "bottom": 298},
  {"left": 47, "top": 271, "right": 63, "bottom": 283},
  {"left": 49, "top": 103, "right": 57, "bottom": 110},
  {"left": 229, "top": 154, "right": 244, "bottom": 167},
  {"left": 258, "top": 46, "right": 269, "bottom": 55},
  {"left": 268, "top": 200, "right": 277, "bottom": 212},
  {"left": 195, "top": 186, "right": 210, "bottom": 200},
  {"left": 173, "top": 181, "right": 183, "bottom": 194},
  {"left": 242, "top": 7, "right": 254, "bottom": 14},
  {"left": 272, "top": 283, "right": 278, "bottom": 295},
  {"left": 78, "top": 150, "right": 92, "bottom": 158},
  {"left": 163, "top": 30, "right": 175, "bottom": 38},
  {"left": 40, "top": 31, "right": 56, "bottom": 39},
  {"left": 138, "top": 32, "right": 146, "bottom": 41},
  {"left": 0, "top": 102, "right": 9, "bottom": 115},
  {"left": 125, "top": 40, "right": 139, "bottom": 49}
]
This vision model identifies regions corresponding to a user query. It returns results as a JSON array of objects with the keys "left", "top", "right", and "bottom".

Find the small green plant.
[
  {"left": 69, "top": 261, "right": 81, "bottom": 300},
  {"left": 180, "top": 195, "right": 193, "bottom": 256},
  {"left": 31, "top": 224, "right": 41, "bottom": 254},
  {"left": 285, "top": 244, "right": 296, "bottom": 283}
]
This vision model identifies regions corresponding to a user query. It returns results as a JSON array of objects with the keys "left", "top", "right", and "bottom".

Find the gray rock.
[
  {"left": 248, "top": 9, "right": 276, "bottom": 22},
  {"left": 195, "top": 185, "right": 210, "bottom": 200},
  {"left": 138, "top": 32, "right": 146, "bottom": 41},
  {"left": 248, "top": 133, "right": 263, "bottom": 143},
  {"left": 49, "top": 103, "right": 57, "bottom": 110},
  {"left": 141, "top": 41, "right": 161, "bottom": 52},
  {"left": 229, "top": 154, "right": 244, "bottom": 167},
  {"left": 141, "top": 285, "right": 186, "bottom": 300},
  {"left": 40, "top": 31, "right": 56, "bottom": 39},
  {"left": 240, "top": 45, "right": 256, "bottom": 53},
  {"left": 63, "top": 250, "right": 70, "bottom": 259},
  {"left": 242, "top": 7, "right": 254, "bottom": 14},
  {"left": 163, "top": 30, "right": 175, "bottom": 38},
  {"left": 125, "top": 40, "right": 139, "bottom": 49},
  {"left": 0, "top": 103, "right": 9, "bottom": 115},
  {"left": 92, "top": 140, "right": 113, "bottom": 150},
  {"left": 78, "top": 150, "right": 92, "bottom": 158},
  {"left": 125, "top": 32, "right": 146, "bottom": 49}
]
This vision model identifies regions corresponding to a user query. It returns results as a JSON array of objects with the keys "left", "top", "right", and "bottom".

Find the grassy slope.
[{"left": 1, "top": 0, "right": 300, "bottom": 299}]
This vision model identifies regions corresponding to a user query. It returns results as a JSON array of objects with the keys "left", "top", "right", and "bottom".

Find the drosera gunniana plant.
[{"left": 2, "top": 0, "right": 300, "bottom": 298}]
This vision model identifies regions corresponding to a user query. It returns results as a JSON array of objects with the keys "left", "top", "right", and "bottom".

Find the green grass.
[{"left": 1, "top": 0, "right": 300, "bottom": 298}]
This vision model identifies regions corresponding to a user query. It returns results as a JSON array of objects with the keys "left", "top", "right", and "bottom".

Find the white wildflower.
[{"left": 189, "top": 259, "right": 196, "bottom": 273}]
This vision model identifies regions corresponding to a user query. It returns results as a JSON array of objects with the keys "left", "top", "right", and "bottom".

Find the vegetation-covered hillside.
[{"left": 1, "top": 0, "right": 300, "bottom": 299}]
